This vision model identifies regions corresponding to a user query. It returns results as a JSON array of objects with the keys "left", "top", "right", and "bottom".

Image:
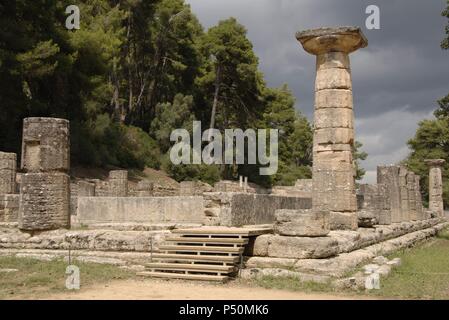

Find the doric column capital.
[
  {"left": 296, "top": 26, "right": 368, "bottom": 56},
  {"left": 424, "top": 159, "right": 446, "bottom": 168}
]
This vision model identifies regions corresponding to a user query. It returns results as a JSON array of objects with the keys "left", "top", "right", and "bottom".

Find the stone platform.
[{"left": 243, "top": 219, "right": 448, "bottom": 280}]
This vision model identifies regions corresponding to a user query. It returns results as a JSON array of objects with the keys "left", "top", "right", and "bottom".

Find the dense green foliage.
[
  {"left": 0, "top": 0, "right": 318, "bottom": 186},
  {"left": 405, "top": 2, "right": 449, "bottom": 208}
]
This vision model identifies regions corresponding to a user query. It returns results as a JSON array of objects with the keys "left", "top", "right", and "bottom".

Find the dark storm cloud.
[{"left": 186, "top": 0, "right": 449, "bottom": 182}]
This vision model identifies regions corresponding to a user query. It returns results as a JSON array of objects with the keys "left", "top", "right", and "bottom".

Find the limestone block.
[
  {"left": 399, "top": 167, "right": 410, "bottom": 221},
  {"left": 21, "top": 118, "right": 70, "bottom": 172},
  {"left": 358, "top": 210, "right": 378, "bottom": 228},
  {"left": 77, "top": 181, "right": 95, "bottom": 196},
  {"left": 377, "top": 166, "right": 402, "bottom": 223},
  {"left": 136, "top": 181, "right": 154, "bottom": 197},
  {"left": 18, "top": 172, "right": 70, "bottom": 230},
  {"left": 0, "top": 194, "right": 19, "bottom": 222},
  {"left": 0, "top": 152, "right": 17, "bottom": 194},
  {"left": 415, "top": 176, "right": 424, "bottom": 220},
  {"left": 314, "top": 108, "right": 353, "bottom": 129},
  {"left": 316, "top": 52, "right": 350, "bottom": 71},
  {"left": 274, "top": 209, "right": 330, "bottom": 237},
  {"left": 315, "top": 68, "right": 352, "bottom": 91},
  {"left": 314, "top": 127, "right": 354, "bottom": 145},
  {"left": 108, "top": 170, "right": 128, "bottom": 197},
  {"left": 267, "top": 235, "right": 339, "bottom": 259},
  {"left": 329, "top": 211, "right": 358, "bottom": 230},
  {"left": 315, "top": 89, "right": 353, "bottom": 110}
]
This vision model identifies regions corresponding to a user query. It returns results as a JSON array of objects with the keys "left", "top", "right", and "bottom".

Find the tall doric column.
[
  {"left": 425, "top": 159, "right": 445, "bottom": 217},
  {"left": 296, "top": 27, "right": 367, "bottom": 230}
]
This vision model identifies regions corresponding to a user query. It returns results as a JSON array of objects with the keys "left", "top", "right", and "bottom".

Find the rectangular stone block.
[
  {"left": 314, "top": 127, "right": 354, "bottom": 145},
  {"left": 315, "top": 89, "right": 353, "bottom": 109},
  {"left": 315, "top": 68, "right": 352, "bottom": 91},
  {"left": 314, "top": 108, "right": 354, "bottom": 129},
  {"left": 0, "top": 152, "right": 17, "bottom": 194},
  {"left": 21, "top": 118, "right": 70, "bottom": 172},
  {"left": 77, "top": 196, "right": 205, "bottom": 224},
  {"left": 399, "top": 167, "right": 410, "bottom": 221},
  {"left": 0, "top": 194, "right": 19, "bottom": 222},
  {"left": 415, "top": 176, "right": 424, "bottom": 220},
  {"left": 377, "top": 166, "right": 401, "bottom": 223},
  {"left": 137, "top": 181, "right": 154, "bottom": 197},
  {"left": 329, "top": 211, "right": 358, "bottom": 230},
  {"left": 274, "top": 209, "right": 330, "bottom": 237},
  {"left": 18, "top": 172, "right": 70, "bottom": 230},
  {"left": 108, "top": 170, "right": 128, "bottom": 197}
]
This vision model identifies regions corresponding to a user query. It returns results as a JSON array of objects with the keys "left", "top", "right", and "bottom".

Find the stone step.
[
  {"left": 159, "top": 245, "right": 244, "bottom": 254},
  {"left": 146, "top": 262, "right": 235, "bottom": 273},
  {"left": 165, "top": 236, "right": 248, "bottom": 245},
  {"left": 137, "top": 271, "right": 229, "bottom": 282},
  {"left": 150, "top": 253, "right": 240, "bottom": 264}
]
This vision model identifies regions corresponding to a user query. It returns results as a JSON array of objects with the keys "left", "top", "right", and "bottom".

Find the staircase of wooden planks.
[{"left": 137, "top": 227, "right": 271, "bottom": 282}]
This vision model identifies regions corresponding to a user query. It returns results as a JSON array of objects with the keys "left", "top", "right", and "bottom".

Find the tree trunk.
[{"left": 209, "top": 63, "right": 221, "bottom": 131}]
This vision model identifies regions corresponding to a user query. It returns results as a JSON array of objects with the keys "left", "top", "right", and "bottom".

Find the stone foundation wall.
[
  {"left": 0, "top": 152, "right": 17, "bottom": 194},
  {"left": 76, "top": 196, "right": 204, "bottom": 224},
  {"left": 0, "top": 194, "right": 19, "bottom": 222},
  {"left": 203, "top": 192, "right": 312, "bottom": 227}
]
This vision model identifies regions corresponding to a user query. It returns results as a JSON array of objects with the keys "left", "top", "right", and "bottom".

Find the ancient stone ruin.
[
  {"left": 18, "top": 118, "right": 71, "bottom": 231},
  {"left": 0, "top": 26, "right": 447, "bottom": 284},
  {"left": 297, "top": 26, "right": 367, "bottom": 231}
]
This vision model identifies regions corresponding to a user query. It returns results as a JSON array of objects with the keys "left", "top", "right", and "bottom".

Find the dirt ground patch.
[{"left": 42, "top": 278, "right": 374, "bottom": 300}]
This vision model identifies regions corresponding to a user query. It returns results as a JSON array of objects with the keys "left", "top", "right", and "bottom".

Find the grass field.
[
  {"left": 0, "top": 257, "right": 134, "bottom": 299},
  {"left": 367, "top": 229, "right": 449, "bottom": 299}
]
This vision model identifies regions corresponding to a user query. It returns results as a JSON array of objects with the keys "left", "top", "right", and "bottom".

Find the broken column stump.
[{"left": 18, "top": 118, "right": 70, "bottom": 231}]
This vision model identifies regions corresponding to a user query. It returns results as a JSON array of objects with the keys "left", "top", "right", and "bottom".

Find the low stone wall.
[
  {"left": 0, "top": 194, "right": 19, "bottom": 222},
  {"left": 203, "top": 192, "right": 312, "bottom": 227},
  {"left": 76, "top": 196, "right": 204, "bottom": 224},
  {"left": 246, "top": 218, "right": 444, "bottom": 260},
  {"left": 242, "top": 221, "right": 449, "bottom": 280},
  {"left": 0, "top": 228, "right": 168, "bottom": 252}
]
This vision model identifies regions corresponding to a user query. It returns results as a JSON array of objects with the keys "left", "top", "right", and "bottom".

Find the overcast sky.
[{"left": 186, "top": 0, "right": 449, "bottom": 183}]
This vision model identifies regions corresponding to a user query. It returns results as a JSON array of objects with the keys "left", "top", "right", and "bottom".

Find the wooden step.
[
  {"left": 166, "top": 236, "right": 248, "bottom": 245},
  {"left": 137, "top": 271, "right": 228, "bottom": 282},
  {"left": 146, "top": 263, "right": 235, "bottom": 273},
  {"left": 150, "top": 253, "right": 240, "bottom": 264},
  {"left": 159, "top": 245, "right": 244, "bottom": 254},
  {"left": 172, "top": 227, "right": 272, "bottom": 237}
]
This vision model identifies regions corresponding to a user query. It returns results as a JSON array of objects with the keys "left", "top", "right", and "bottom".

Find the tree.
[
  {"left": 150, "top": 93, "right": 195, "bottom": 153},
  {"left": 196, "top": 18, "right": 263, "bottom": 132},
  {"left": 353, "top": 141, "right": 368, "bottom": 181}
]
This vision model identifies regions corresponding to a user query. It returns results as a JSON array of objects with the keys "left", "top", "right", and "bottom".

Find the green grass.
[
  {"left": 249, "top": 228, "right": 449, "bottom": 299},
  {"left": 367, "top": 234, "right": 449, "bottom": 299},
  {"left": 248, "top": 276, "right": 333, "bottom": 294},
  {"left": 0, "top": 257, "right": 135, "bottom": 299}
]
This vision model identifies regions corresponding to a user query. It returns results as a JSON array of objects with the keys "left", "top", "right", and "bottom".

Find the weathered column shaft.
[
  {"left": 414, "top": 175, "right": 424, "bottom": 220},
  {"left": 297, "top": 27, "right": 367, "bottom": 230},
  {"left": 18, "top": 118, "right": 70, "bottom": 231},
  {"left": 425, "top": 159, "right": 445, "bottom": 217}
]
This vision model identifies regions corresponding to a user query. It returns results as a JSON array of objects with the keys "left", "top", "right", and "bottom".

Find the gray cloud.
[{"left": 186, "top": 0, "right": 449, "bottom": 183}]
